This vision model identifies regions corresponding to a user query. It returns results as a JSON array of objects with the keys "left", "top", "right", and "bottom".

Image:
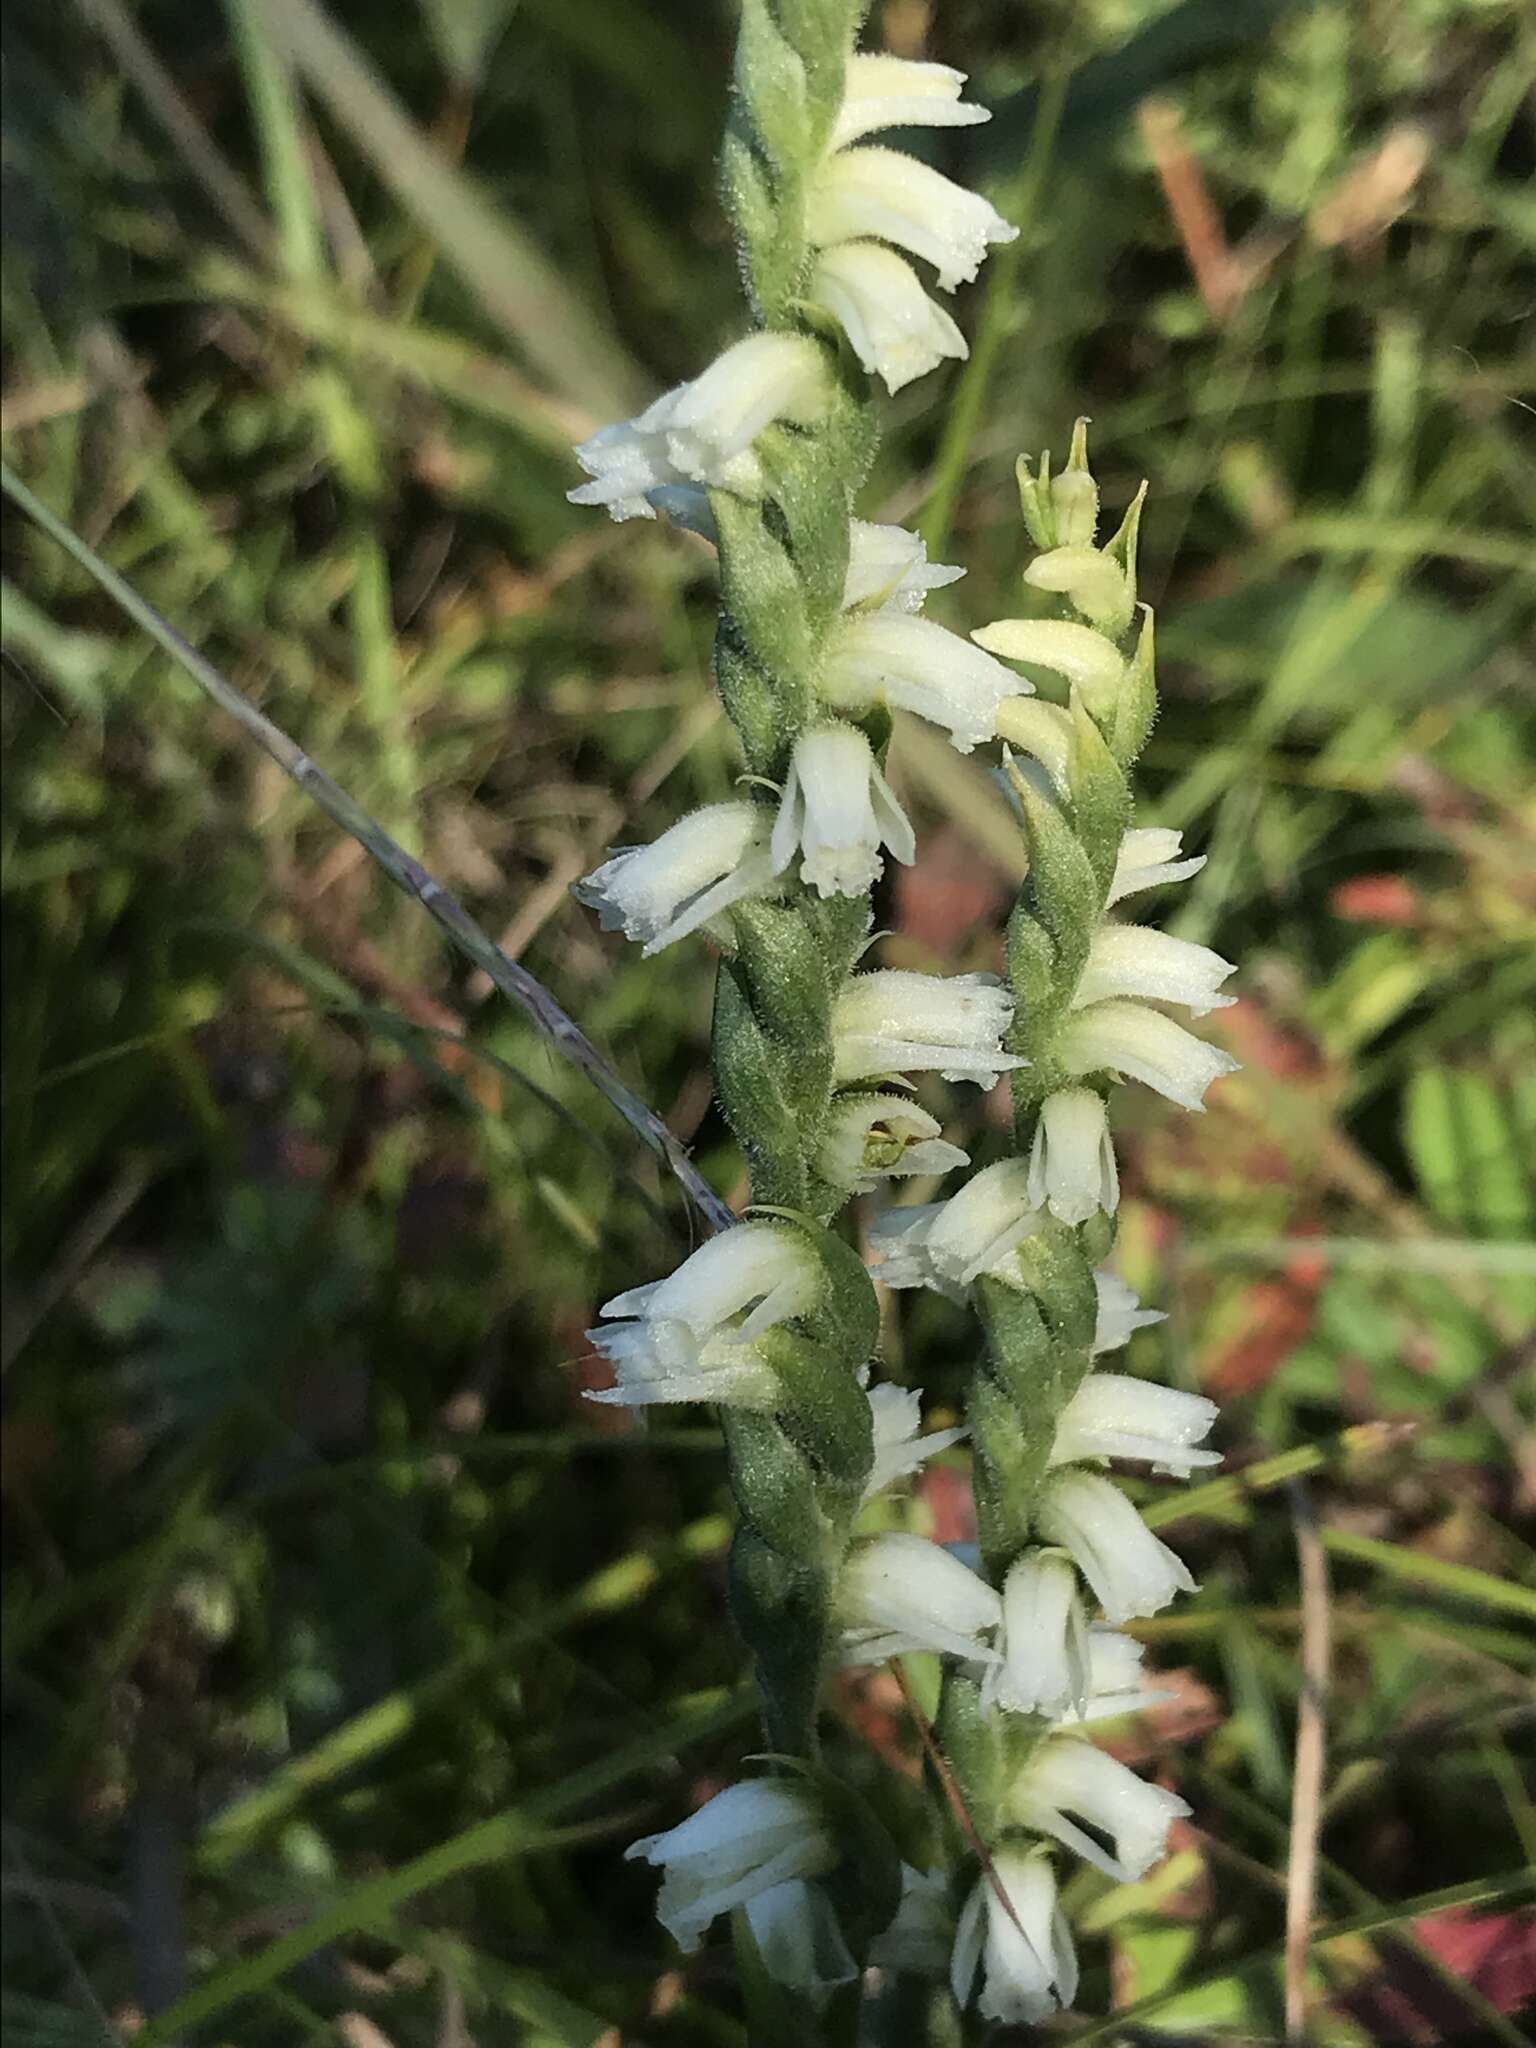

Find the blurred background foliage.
[{"left": 2, "top": 0, "right": 1534, "bottom": 2040}]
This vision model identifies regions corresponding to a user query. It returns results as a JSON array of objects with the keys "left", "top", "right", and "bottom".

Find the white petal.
[
  {"left": 1063, "top": 1000, "right": 1240, "bottom": 1112},
  {"left": 1074, "top": 925, "right": 1237, "bottom": 1018},
  {"left": 1038, "top": 1470, "right": 1196, "bottom": 1625},
  {"left": 833, "top": 970, "right": 1020, "bottom": 1087},
  {"left": 1058, "top": 1625, "right": 1159, "bottom": 1724},
  {"left": 1013, "top": 1738, "right": 1190, "bottom": 1884},
  {"left": 772, "top": 723, "right": 914, "bottom": 898},
  {"left": 1052, "top": 1372, "right": 1220, "bottom": 1476},
  {"left": 843, "top": 519, "right": 964, "bottom": 614},
  {"left": 630, "top": 1780, "right": 835, "bottom": 1948},
  {"left": 969, "top": 1850, "right": 1075, "bottom": 2024},
  {"left": 839, "top": 1532, "right": 1002, "bottom": 1664},
  {"left": 818, "top": 1093, "right": 969, "bottom": 1194},
  {"left": 661, "top": 333, "right": 827, "bottom": 473},
  {"left": 575, "top": 802, "right": 771, "bottom": 949},
  {"left": 921, "top": 1158, "right": 1043, "bottom": 1288},
  {"left": 811, "top": 241, "right": 968, "bottom": 394},
  {"left": 1026, "top": 1090, "right": 1119, "bottom": 1226},
  {"left": 1108, "top": 827, "right": 1206, "bottom": 905},
  {"left": 609, "top": 1221, "right": 817, "bottom": 1336},
  {"left": 744, "top": 1880, "right": 857, "bottom": 2008},
  {"left": 571, "top": 336, "right": 825, "bottom": 520},
  {"left": 1092, "top": 1270, "right": 1166, "bottom": 1356},
  {"left": 810, "top": 147, "right": 1018, "bottom": 291},
  {"left": 861, "top": 1380, "right": 969, "bottom": 1500},
  {"left": 832, "top": 55, "right": 991, "bottom": 149},
  {"left": 990, "top": 1550, "right": 1090, "bottom": 1718},
  {"left": 826, "top": 612, "right": 1028, "bottom": 752}
]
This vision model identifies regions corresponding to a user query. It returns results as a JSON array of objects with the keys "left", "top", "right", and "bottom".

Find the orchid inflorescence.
[{"left": 566, "top": 4, "right": 1237, "bottom": 2030}]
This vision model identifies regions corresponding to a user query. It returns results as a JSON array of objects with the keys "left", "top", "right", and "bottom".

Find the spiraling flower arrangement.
[{"left": 567, "top": 6, "right": 1237, "bottom": 2030}]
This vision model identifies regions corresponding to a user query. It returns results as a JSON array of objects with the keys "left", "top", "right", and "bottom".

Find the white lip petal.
[
  {"left": 831, "top": 54, "right": 992, "bottom": 150},
  {"left": 810, "top": 242, "right": 969, "bottom": 394},
  {"left": 810, "top": 147, "right": 1018, "bottom": 292},
  {"left": 1063, "top": 1000, "right": 1240, "bottom": 1113},
  {"left": 843, "top": 520, "right": 964, "bottom": 614},
  {"left": 1073, "top": 925, "right": 1237, "bottom": 1018}
]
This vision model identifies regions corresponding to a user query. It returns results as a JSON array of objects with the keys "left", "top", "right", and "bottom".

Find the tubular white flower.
[
  {"left": 1108, "top": 827, "right": 1206, "bottom": 906},
  {"left": 860, "top": 1381, "right": 968, "bottom": 1502},
  {"left": 1010, "top": 1736, "right": 1191, "bottom": 1883},
  {"left": 1073, "top": 925, "right": 1237, "bottom": 1018},
  {"left": 809, "top": 147, "right": 1018, "bottom": 291},
  {"left": 1023, "top": 543, "right": 1133, "bottom": 635},
  {"left": 993, "top": 698, "right": 1076, "bottom": 793},
  {"left": 626, "top": 1779, "right": 836, "bottom": 1951},
  {"left": 743, "top": 1879, "right": 858, "bottom": 2009},
  {"left": 986, "top": 1550, "right": 1090, "bottom": 1719},
  {"left": 832, "top": 969, "right": 1024, "bottom": 1088},
  {"left": 1062, "top": 999, "right": 1240, "bottom": 1112},
  {"left": 830, "top": 54, "right": 992, "bottom": 150},
  {"left": 879, "top": 1159, "right": 1044, "bottom": 1299},
  {"left": 843, "top": 520, "right": 964, "bottom": 614},
  {"left": 657, "top": 334, "right": 827, "bottom": 478},
  {"left": 838, "top": 1531, "right": 1003, "bottom": 1665},
  {"left": 1092, "top": 1270, "right": 1166, "bottom": 1355},
  {"left": 576, "top": 802, "right": 777, "bottom": 954},
  {"left": 588, "top": 1222, "right": 820, "bottom": 1407},
  {"left": 970, "top": 618, "right": 1126, "bottom": 718},
  {"left": 1038, "top": 1470, "right": 1197, "bottom": 1624},
  {"left": 817, "top": 1093, "right": 969, "bottom": 1194},
  {"left": 569, "top": 335, "right": 826, "bottom": 520},
  {"left": 1051, "top": 1373, "right": 1221, "bottom": 1477},
  {"left": 1027, "top": 1089, "right": 1119, "bottom": 1226},
  {"left": 951, "top": 1848, "right": 1079, "bottom": 2026},
  {"left": 825, "top": 611, "right": 1030, "bottom": 752},
  {"left": 810, "top": 241, "right": 969, "bottom": 394},
  {"left": 770, "top": 723, "right": 915, "bottom": 898}
]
